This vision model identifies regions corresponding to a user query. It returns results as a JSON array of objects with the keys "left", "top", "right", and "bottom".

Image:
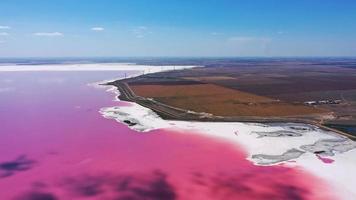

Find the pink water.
[
  {"left": 316, "top": 155, "right": 335, "bottom": 164},
  {"left": 0, "top": 71, "right": 336, "bottom": 200}
]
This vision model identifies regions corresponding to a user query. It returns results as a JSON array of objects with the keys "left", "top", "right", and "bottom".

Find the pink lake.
[{"left": 0, "top": 71, "right": 335, "bottom": 200}]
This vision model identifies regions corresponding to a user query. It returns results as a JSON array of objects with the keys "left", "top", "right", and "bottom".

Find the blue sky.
[{"left": 0, "top": 0, "right": 356, "bottom": 57}]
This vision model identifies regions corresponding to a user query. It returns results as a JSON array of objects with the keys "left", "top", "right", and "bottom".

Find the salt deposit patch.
[
  {"left": 99, "top": 99, "right": 355, "bottom": 165},
  {"left": 301, "top": 139, "right": 356, "bottom": 156},
  {"left": 100, "top": 105, "right": 170, "bottom": 132},
  {"left": 251, "top": 148, "right": 305, "bottom": 165},
  {"left": 0, "top": 63, "right": 197, "bottom": 72}
]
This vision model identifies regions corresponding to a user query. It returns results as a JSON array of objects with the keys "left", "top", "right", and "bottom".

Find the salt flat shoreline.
[
  {"left": 0, "top": 63, "right": 197, "bottom": 72},
  {"left": 107, "top": 72, "right": 356, "bottom": 140}
]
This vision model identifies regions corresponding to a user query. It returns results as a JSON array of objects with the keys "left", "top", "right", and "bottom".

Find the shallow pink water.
[
  {"left": 316, "top": 155, "right": 335, "bottom": 164},
  {"left": 0, "top": 71, "right": 336, "bottom": 200}
]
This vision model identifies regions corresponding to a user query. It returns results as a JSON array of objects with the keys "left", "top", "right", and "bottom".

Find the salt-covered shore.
[
  {"left": 97, "top": 64, "right": 356, "bottom": 200},
  {"left": 0, "top": 63, "right": 196, "bottom": 73},
  {"left": 100, "top": 102, "right": 356, "bottom": 199}
]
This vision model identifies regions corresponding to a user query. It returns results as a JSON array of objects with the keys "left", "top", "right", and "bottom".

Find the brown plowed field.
[{"left": 130, "top": 84, "right": 324, "bottom": 117}]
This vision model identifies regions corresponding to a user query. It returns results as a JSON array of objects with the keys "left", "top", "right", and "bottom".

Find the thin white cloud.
[
  {"left": 228, "top": 36, "right": 271, "bottom": 43},
  {"left": 277, "top": 31, "right": 288, "bottom": 35},
  {"left": 0, "top": 26, "right": 11, "bottom": 29},
  {"left": 33, "top": 32, "right": 63, "bottom": 37},
  {"left": 132, "top": 26, "right": 151, "bottom": 38},
  {"left": 277, "top": 31, "right": 284, "bottom": 35},
  {"left": 0, "top": 32, "right": 9, "bottom": 36},
  {"left": 137, "top": 26, "right": 147, "bottom": 30},
  {"left": 210, "top": 32, "right": 223, "bottom": 36},
  {"left": 91, "top": 27, "right": 104, "bottom": 31}
]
